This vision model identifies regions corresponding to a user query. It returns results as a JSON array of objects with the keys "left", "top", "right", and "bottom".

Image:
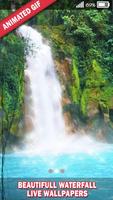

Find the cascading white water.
[
  {"left": 17, "top": 25, "right": 109, "bottom": 155},
  {"left": 18, "top": 25, "right": 66, "bottom": 154}
]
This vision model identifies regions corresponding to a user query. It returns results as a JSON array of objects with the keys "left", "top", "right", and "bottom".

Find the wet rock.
[
  {"left": 64, "top": 111, "right": 76, "bottom": 134},
  {"left": 24, "top": 115, "right": 34, "bottom": 132},
  {"left": 87, "top": 102, "right": 99, "bottom": 119},
  {"left": 62, "top": 97, "right": 71, "bottom": 106},
  {"left": 25, "top": 84, "right": 32, "bottom": 96},
  {"left": 61, "top": 97, "right": 77, "bottom": 133},
  {"left": 96, "top": 129, "right": 106, "bottom": 142},
  {"left": 24, "top": 103, "right": 35, "bottom": 117},
  {"left": 25, "top": 74, "right": 31, "bottom": 84},
  {"left": 104, "top": 113, "right": 110, "bottom": 123},
  {"left": 55, "top": 59, "right": 71, "bottom": 82}
]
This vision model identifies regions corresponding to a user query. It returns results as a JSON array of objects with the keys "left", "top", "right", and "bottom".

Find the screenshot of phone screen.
[{"left": 0, "top": 1, "right": 113, "bottom": 200}]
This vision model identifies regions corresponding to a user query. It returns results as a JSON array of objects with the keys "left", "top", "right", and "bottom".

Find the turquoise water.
[
  {"left": 1, "top": 147, "right": 113, "bottom": 178},
  {"left": 1, "top": 148, "right": 113, "bottom": 200}
]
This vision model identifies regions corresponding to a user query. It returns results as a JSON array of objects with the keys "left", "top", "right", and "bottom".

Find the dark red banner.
[{"left": 0, "top": 0, "right": 56, "bottom": 38}]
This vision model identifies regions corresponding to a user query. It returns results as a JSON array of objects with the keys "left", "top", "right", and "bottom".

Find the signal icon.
[{"left": 76, "top": 1, "right": 84, "bottom": 8}]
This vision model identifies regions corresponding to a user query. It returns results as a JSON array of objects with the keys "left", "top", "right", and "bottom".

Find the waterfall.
[
  {"left": 17, "top": 25, "right": 107, "bottom": 155},
  {"left": 18, "top": 25, "right": 66, "bottom": 154}
]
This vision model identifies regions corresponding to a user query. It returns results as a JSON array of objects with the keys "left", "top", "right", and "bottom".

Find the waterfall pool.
[
  {"left": 1, "top": 145, "right": 113, "bottom": 200},
  {"left": 1, "top": 147, "right": 113, "bottom": 178}
]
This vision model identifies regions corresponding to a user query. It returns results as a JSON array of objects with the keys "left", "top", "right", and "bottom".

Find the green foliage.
[
  {"left": 86, "top": 60, "right": 105, "bottom": 87},
  {"left": 81, "top": 89, "right": 89, "bottom": 115},
  {"left": 0, "top": 10, "right": 9, "bottom": 19},
  {"left": 0, "top": 0, "right": 28, "bottom": 9},
  {"left": 100, "top": 86, "right": 113, "bottom": 109},
  {"left": 80, "top": 60, "right": 113, "bottom": 116},
  {"left": 0, "top": 12, "right": 25, "bottom": 139},
  {"left": 37, "top": 9, "right": 113, "bottom": 124},
  {"left": 70, "top": 58, "right": 80, "bottom": 104}
]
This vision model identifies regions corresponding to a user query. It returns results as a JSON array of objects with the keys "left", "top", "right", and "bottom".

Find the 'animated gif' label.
[{"left": 0, "top": 0, "right": 56, "bottom": 38}]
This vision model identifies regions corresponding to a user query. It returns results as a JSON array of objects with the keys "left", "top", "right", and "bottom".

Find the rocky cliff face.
[{"left": 37, "top": 25, "right": 113, "bottom": 142}]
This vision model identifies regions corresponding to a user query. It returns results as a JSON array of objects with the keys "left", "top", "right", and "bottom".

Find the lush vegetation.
[
  {"left": 0, "top": 0, "right": 28, "bottom": 9},
  {"left": 0, "top": 11, "right": 25, "bottom": 146},
  {"left": 0, "top": 9, "right": 113, "bottom": 146},
  {"left": 36, "top": 9, "right": 113, "bottom": 138}
]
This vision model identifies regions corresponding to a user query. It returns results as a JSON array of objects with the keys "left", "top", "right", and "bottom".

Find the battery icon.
[{"left": 97, "top": 1, "right": 110, "bottom": 8}]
